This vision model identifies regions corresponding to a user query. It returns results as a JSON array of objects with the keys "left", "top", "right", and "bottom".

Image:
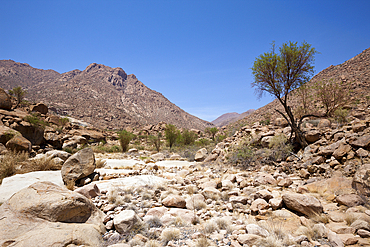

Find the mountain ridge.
[{"left": 0, "top": 60, "right": 214, "bottom": 130}]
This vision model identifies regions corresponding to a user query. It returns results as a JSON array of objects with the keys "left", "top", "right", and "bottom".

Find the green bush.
[
  {"left": 333, "top": 107, "right": 349, "bottom": 126},
  {"left": 149, "top": 133, "right": 162, "bottom": 152},
  {"left": 195, "top": 138, "right": 211, "bottom": 147},
  {"left": 118, "top": 130, "right": 135, "bottom": 152},
  {"left": 178, "top": 129, "right": 197, "bottom": 146},
  {"left": 59, "top": 117, "right": 70, "bottom": 126},
  {"left": 227, "top": 139, "right": 255, "bottom": 166},
  {"left": 165, "top": 124, "right": 179, "bottom": 150},
  {"left": 268, "top": 134, "right": 292, "bottom": 162},
  {"left": 205, "top": 127, "right": 218, "bottom": 141},
  {"left": 24, "top": 113, "right": 48, "bottom": 129}
]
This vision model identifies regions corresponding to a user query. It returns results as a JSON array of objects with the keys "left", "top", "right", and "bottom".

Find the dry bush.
[
  {"left": 196, "top": 237, "right": 211, "bottom": 247},
  {"left": 141, "top": 191, "right": 153, "bottom": 200},
  {"left": 256, "top": 235, "right": 284, "bottom": 247},
  {"left": 215, "top": 218, "right": 230, "bottom": 230},
  {"left": 161, "top": 228, "right": 180, "bottom": 245},
  {"left": 123, "top": 194, "right": 133, "bottom": 203},
  {"left": 95, "top": 158, "right": 107, "bottom": 168},
  {"left": 202, "top": 220, "right": 219, "bottom": 235},
  {"left": 145, "top": 240, "right": 160, "bottom": 247},
  {"left": 146, "top": 216, "right": 163, "bottom": 228},
  {"left": 172, "top": 216, "right": 186, "bottom": 227},
  {"left": 129, "top": 238, "right": 145, "bottom": 247},
  {"left": 311, "top": 213, "right": 329, "bottom": 224},
  {"left": 186, "top": 185, "right": 197, "bottom": 195},
  {"left": 0, "top": 150, "right": 28, "bottom": 183},
  {"left": 193, "top": 199, "right": 207, "bottom": 210}
]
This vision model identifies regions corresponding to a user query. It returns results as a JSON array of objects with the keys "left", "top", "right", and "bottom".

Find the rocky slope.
[
  {"left": 212, "top": 110, "right": 255, "bottom": 127},
  {"left": 226, "top": 47, "right": 370, "bottom": 132},
  {"left": 0, "top": 60, "right": 213, "bottom": 130}
]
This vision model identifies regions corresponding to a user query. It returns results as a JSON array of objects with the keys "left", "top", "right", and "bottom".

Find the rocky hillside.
[
  {"left": 226, "top": 47, "right": 370, "bottom": 132},
  {"left": 0, "top": 61, "right": 213, "bottom": 130},
  {"left": 212, "top": 110, "right": 255, "bottom": 127}
]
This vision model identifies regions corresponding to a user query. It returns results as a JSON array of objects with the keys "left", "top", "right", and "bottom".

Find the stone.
[
  {"left": 12, "top": 121, "right": 45, "bottom": 145},
  {"left": 352, "top": 164, "right": 370, "bottom": 197},
  {"left": 282, "top": 193, "right": 323, "bottom": 216},
  {"left": 254, "top": 172, "right": 277, "bottom": 186},
  {"left": 5, "top": 134, "right": 31, "bottom": 152},
  {"left": 350, "top": 220, "right": 370, "bottom": 231},
  {"left": 277, "top": 178, "right": 293, "bottom": 187},
  {"left": 229, "top": 196, "right": 248, "bottom": 205},
  {"left": 237, "top": 234, "right": 261, "bottom": 245},
  {"left": 74, "top": 183, "right": 101, "bottom": 199},
  {"left": 356, "top": 148, "right": 369, "bottom": 158},
  {"left": 250, "top": 198, "right": 269, "bottom": 213},
  {"left": 61, "top": 147, "right": 96, "bottom": 185},
  {"left": 269, "top": 198, "right": 283, "bottom": 210},
  {"left": 274, "top": 118, "right": 288, "bottom": 127},
  {"left": 305, "top": 130, "right": 321, "bottom": 143},
  {"left": 352, "top": 123, "right": 366, "bottom": 133},
  {"left": 0, "top": 143, "right": 6, "bottom": 154},
  {"left": 195, "top": 148, "right": 208, "bottom": 161},
  {"left": 261, "top": 136, "right": 273, "bottom": 147},
  {"left": 202, "top": 187, "right": 221, "bottom": 200},
  {"left": 357, "top": 229, "right": 370, "bottom": 238},
  {"left": 318, "top": 119, "right": 331, "bottom": 129},
  {"left": 114, "top": 210, "right": 142, "bottom": 234},
  {"left": 0, "top": 181, "right": 105, "bottom": 246},
  {"left": 333, "top": 143, "right": 352, "bottom": 160},
  {"left": 44, "top": 132, "right": 62, "bottom": 149},
  {"left": 327, "top": 230, "right": 344, "bottom": 247},
  {"left": 45, "top": 150, "right": 71, "bottom": 161},
  {"left": 165, "top": 208, "right": 195, "bottom": 224},
  {"left": 151, "top": 152, "right": 165, "bottom": 161},
  {"left": 30, "top": 103, "right": 48, "bottom": 114},
  {"left": 327, "top": 222, "right": 355, "bottom": 234},
  {"left": 338, "top": 234, "right": 358, "bottom": 245},
  {"left": 336, "top": 194, "right": 365, "bottom": 207},
  {"left": 0, "top": 88, "right": 12, "bottom": 110},
  {"left": 349, "top": 134, "right": 370, "bottom": 148},
  {"left": 145, "top": 207, "right": 168, "bottom": 218},
  {"left": 162, "top": 195, "right": 186, "bottom": 208}
]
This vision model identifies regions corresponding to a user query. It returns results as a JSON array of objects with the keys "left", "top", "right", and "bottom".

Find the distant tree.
[
  {"left": 179, "top": 129, "right": 197, "bottom": 146},
  {"left": 165, "top": 124, "right": 179, "bottom": 150},
  {"left": 314, "top": 79, "right": 351, "bottom": 117},
  {"left": 8, "top": 86, "right": 27, "bottom": 108},
  {"left": 205, "top": 127, "right": 218, "bottom": 141},
  {"left": 117, "top": 130, "right": 135, "bottom": 152},
  {"left": 149, "top": 132, "right": 162, "bottom": 152},
  {"left": 251, "top": 41, "right": 318, "bottom": 148}
]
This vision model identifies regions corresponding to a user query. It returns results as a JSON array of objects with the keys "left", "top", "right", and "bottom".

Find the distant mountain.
[
  {"left": 225, "top": 47, "right": 370, "bottom": 131},
  {"left": 0, "top": 61, "right": 214, "bottom": 130},
  {"left": 212, "top": 110, "right": 255, "bottom": 127}
]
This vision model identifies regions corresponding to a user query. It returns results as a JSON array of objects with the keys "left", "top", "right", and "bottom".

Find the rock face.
[
  {"left": 0, "top": 88, "right": 12, "bottom": 110},
  {"left": 61, "top": 147, "right": 96, "bottom": 185},
  {"left": 30, "top": 102, "right": 48, "bottom": 114},
  {"left": 0, "top": 181, "right": 105, "bottom": 246},
  {"left": 282, "top": 193, "right": 323, "bottom": 216},
  {"left": 0, "top": 61, "right": 214, "bottom": 130}
]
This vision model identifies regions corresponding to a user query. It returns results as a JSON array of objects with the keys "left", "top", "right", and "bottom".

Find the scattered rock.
[{"left": 282, "top": 193, "right": 323, "bottom": 216}]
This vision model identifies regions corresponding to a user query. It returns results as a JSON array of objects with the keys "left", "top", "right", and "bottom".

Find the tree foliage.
[
  {"left": 251, "top": 41, "right": 318, "bottom": 148},
  {"left": 8, "top": 86, "right": 27, "bottom": 108},
  {"left": 165, "top": 124, "right": 179, "bottom": 150},
  {"left": 117, "top": 130, "right": 135, "bottom": 152},
  {"left": 149, "top": 132, "right": 162, "bottom": 152},
  {"left": 205, "top": 127, "right": 218, "bottom": 141}
]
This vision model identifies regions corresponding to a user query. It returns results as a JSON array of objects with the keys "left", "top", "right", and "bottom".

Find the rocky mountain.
[
  {"left": 0, "top": 61, "right": 214, "bottom": 130},
  {"left": 226, "top": 47, "right": 370, "bottom": 131},
  {"left": 212, "top": 109, "right": 255, "bottom": 127}
]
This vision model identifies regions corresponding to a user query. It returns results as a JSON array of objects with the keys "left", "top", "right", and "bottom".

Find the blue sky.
[{"left": 1, "top": 0, "right": 369, "bottom": 122}]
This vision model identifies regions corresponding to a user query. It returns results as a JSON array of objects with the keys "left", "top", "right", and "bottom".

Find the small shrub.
[
  {"left": 145, "top": 240, "right": 160, "bottom": 247},
  {"left": 0, "top": 151, "right": 28, "bottom": 183},
  {"left": 344, "top": 213, "right": 358, "bottom": 226},
  {"left": 195, "top": 138, "right": 211, "bottom": 147},
  {"left": 268, "top": 134, "right": 292, "bottom": 162},
  {"left": 161, "top": 228, "right": 180, "bottom": 245},
  {"left": 165, "top": 124, "right": 179, "bottom": 150},
  {"left": 178, "top": 129, "right": 197, "bottom": 146},
  {"left": 333, "top": 107, "right": 349, "bottom": 126},
  {"left": 215, "top": 218, "right": 230, "bottom": 230},
  {"left": 205, "top": 127, "right": 218, "bottom": 141},
  {"left": 202, "top": 220, "right": 219, "bottom": 235},
  {"left": 24, "top": 113, "right": 48, "bottom": 129},
  {"left": 196, "top": 237, "right": 210, "bottom": 247},
  {"left": 59, "top": 117, "right": 70, "bottom": 126},
  {"left": 193, "top": 199, "right": 207, "bottom": 210},
  {"left": 149, "top": 133, "right": 162, "bottom": 152},
  {"left": 95, "top": 159, "right": 107, "bottom": 168},
  {"left": 118, "top": 130, "right": 135, "bottom": 152},
  {"left": 146, "top": 216, "right": 163, "bottom": 228}
]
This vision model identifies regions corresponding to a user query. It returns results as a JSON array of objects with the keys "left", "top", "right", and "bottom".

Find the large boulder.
[
  {"left": 0, "top": 88, "right": 12, "bottom": 110},
  {"left": 282, "top": 193, "right": 323, "bottom": 216},
  {"left": 6, "top": 135, "right": 31, "bottom": 152},
  {"left": 30, "top": 103, "right": 48, "bottom": 114},
  {"left": 349, "top": 134, "right": 370, "bottom": 148},
  {"left": 61, "top": 147, "right": 96, "bottom": 186},
  {"left": 44, "top": 132, "right": 63, "bottom": 149},
  {"left": 12, "top": 121, "right": 45, "bottom": 145},
  {"left": 0, "top": 181, "right": 105, "bottom": 246},
  {"left": 352, "top": 164, "right": 370, "bottom": 197},
  {"left": 0, "top": 125, "right": 20, "bottom": 144},
  {"left": 162, "top": 195, "right": 186, "bottom": 208},
  {"left": 195, "top": 148, "right": 208, "bottom": 161}
]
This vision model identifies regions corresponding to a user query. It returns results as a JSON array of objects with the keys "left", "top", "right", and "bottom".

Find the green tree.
[
  {"left": 205, "top": 127, "right": 218, "bottom": 141},
  {"left": 117, "top": 130, "right": 135, "bottom": 152},
  {"left": 8, "top": 86, "right": 27, "bottom": 108},
  {"left": 165, "top": 124, "right": 179, "bottom": 150},
  {"left": 251, "top": 41, "right": 318, "bottom": 148},
  {"left": 178, "top": 129, "right": 197, "bottom": 146}
]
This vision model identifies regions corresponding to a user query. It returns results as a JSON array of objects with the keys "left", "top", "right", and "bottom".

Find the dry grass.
[
  {"left": 172, "top": 216, "right": 186, "bottom": 227},
  {"left": 95, "top": 158, "right": 107, "bottom": 168},
  {"left": 202, "top": 220, "right": 219, "bottom": 235},
  {"left": 161, "top": 228, "right": 180, "bottom": 245},
  {"left": 145, "top": 240, "right": 160, "bottom": 247},
  {"left": 311, "top": 213, "right": 330, "bottom": 224},
  {"left": 146, "top": 216, "right": 163, "bottom": 228},
  {"left": 344, "top": 213, "right": 358, "bottom": 226},
  {"left": 195, "top": 237, "right": 211, "bottom": 247},
  {"left": 215, "top": 217, "right": 230, "bottom": 230}
]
